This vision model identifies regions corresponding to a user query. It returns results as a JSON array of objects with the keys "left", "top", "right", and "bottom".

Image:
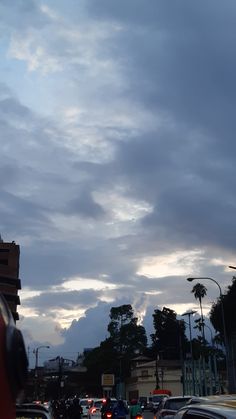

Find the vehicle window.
[
  {"left": 81, "top": 400, "right": 89, "bottom": 406},
  {"left": 183, "top": 412, "right": 220, "bottom": 419},
  {"left": 94, "top": 401, "right": 102, "bottom": 408},
  {"left": 165, "top": 399, "right": 189, "bottom": 410},
  {"left": 152, "top": 396, "right": 162, "bottom": 403}
]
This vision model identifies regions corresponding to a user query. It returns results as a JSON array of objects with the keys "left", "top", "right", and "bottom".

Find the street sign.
[{"left": 101, "top": 374, "right": 115, "bottom": 386}]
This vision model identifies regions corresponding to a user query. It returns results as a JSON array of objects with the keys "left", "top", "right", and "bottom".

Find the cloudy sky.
[{"left": 1, "top": 0, "right": 236, "bottom": 367}]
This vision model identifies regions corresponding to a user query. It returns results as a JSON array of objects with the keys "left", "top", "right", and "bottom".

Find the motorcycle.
[{"left": 103, "top": 410, "right": 113, "bottom": 419}]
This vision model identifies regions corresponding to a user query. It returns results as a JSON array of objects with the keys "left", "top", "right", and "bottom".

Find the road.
[{"left": 142, "top": 411, "right": 154, "bottom": 419}]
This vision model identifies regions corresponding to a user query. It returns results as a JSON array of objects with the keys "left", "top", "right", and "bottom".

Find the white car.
[
  {"left": 88, "top": 398, "right": 105, "bottom": 419},
  {"left": 16, "top": 403, "right": 53, "bottom": 419},
  {"left": 80, "top": 398, "right": 93, "bottom": 417},
  {"left": 155, "top": 396, "right": 192, "bottom": 419},
  {"left": 173, "top": 401, "right": 236, "bottom": 419}
]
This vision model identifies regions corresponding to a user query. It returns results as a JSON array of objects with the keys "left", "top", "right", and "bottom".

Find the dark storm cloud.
[
  {"left": 83, "top": 0, "right": 236, "bottom": 150},
  {"left": 0, "top": 190, "right": 50, "bottom": 235},
  {"left": 23, "top": 288, "right": 102, "bottom": 313},
  {"left": 67, "top": 190, "right": 106, "bottom": 219},
  {"left": 20, "top": 235, "right": 139, "bottom": 288}
]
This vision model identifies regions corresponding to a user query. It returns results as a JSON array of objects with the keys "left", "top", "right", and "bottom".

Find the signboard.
[{"left": 101, "top": 373, "right": 115, "bottom": 386}]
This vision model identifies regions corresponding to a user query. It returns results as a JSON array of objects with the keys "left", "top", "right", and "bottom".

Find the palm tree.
[{"left": 191, "top": 283, "right": 207, "bottom": 341}]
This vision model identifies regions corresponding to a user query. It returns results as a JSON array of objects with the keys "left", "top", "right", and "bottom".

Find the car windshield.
[
  {"left": 94, "top": 401, "right": 102, "bottom": 408},
  {"left": 81, "top": 400, "right": 90, "bottom": 406},
  {"left": 16, "top": 412, "right": 48, "bottom": 419},
  {"left": 165, "top": 399, "right": 189, "bottom": 410},
  {"left": 152, "top": 396, "right": 163, "bottom": 403}
]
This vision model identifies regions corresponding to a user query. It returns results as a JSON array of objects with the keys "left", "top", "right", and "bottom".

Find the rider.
[
  {"left": 101, "top": 397, "right": 113, "bottom": 419},
  {"left": 112, "top": 399, "right": 129, "bottom": 419},
  {"left": 129, "top": 399, "right": 142, "bottom": 419}
]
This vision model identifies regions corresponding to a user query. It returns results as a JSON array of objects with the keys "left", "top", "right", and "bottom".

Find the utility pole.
[{"left": 182, "top": 310, "right": 197, "bottom": 395}]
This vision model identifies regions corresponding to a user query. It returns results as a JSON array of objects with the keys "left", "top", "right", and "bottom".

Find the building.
[
  {"left": 0, "top": 237, "right": 21, "bottom": 321},
  {"left": 125, "top": 356, "right": 183, "bottom": 400}
]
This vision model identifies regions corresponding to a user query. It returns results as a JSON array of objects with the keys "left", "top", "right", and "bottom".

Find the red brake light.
[
  {"left": 91, "top": 408, "right": 96, "bottom": 413},
  {"left": 107, "top": 414, "right": 112, "bottom": 418}
]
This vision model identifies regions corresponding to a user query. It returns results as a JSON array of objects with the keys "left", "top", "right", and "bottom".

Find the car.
[
  {"left": 150, "top": 394, "right": 170, "bottom": 412},
  {"left": 138, "top": 397, "right": 148, "bottom": 410},
  {"left": 155, "top": 396, "right": 192, "bottom": 418},
  {"left": 123, "top": 399, "right": 130, "bottom": 410},
  {"left": 88, "top": 398, "right": 105, "bottom": 419},
  {"left": 173, "top": 401, "right": 236, "bottom": 418},
  {"left": 80, "top": 398, "right": 93, "bottom": 417},
  {"left": 186, "top": 394, "right": 236, "bottom": 405},
  {"left": 16, "top": 403, "right": 53, "bottom": 419}
]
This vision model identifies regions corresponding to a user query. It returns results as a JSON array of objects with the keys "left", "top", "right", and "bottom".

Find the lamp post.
[
  {"left": 186, "top": 277, "right": 230, "bottom": 391},
  {"left": 34, "top": 345, "right": 50, "bottom": 400},
  {"left": 182, "top": 310, "right": 197, "bottom": 395}
]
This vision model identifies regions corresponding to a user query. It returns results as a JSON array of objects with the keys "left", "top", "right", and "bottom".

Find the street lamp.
[
  {"left": 186, "top": 277, "right": 229, "bottom": 390},
  {"left": 182, "top": 310, "right": 197, "bottom": 395},
  {"left": 34, "top": 345, "right": 50, "bottom": 400}
]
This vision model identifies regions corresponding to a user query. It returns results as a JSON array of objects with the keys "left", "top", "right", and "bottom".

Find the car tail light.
[
  {"left": 91, "top": 408, "right": 96, "bottom": 413},
  {"left": 106, "top": 413, "right": 112, "bottom": 418}
]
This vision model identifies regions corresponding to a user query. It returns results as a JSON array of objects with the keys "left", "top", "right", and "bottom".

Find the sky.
[{"left": 1, "top": 0, "right": 236, "bottom": 368}]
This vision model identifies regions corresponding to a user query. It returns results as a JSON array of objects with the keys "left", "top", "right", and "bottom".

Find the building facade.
[
  {"left": 125, "top": 356, "right": 183, "bottom": 400},
  {"left": 0, "top": 237, "right": 21, "bottom": 321}
]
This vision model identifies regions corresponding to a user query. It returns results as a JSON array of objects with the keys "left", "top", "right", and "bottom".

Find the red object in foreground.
[{"left": 152, "top": 389, "right": 172, "bottom": 396}]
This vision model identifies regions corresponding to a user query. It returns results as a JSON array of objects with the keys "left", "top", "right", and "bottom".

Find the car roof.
[
  {"left": 165, "top": 396, "right": 192, "bottom": 400},
  {"left": 177, "top": 402, "right": 236, "bottom": 418},
  {"left": 16, "top": 403, "right": 49, "bottom": 412},
  {"left": 187, "top": 394, "right": 236, "bottom": 405},
  {"left": 16, "top": 404, "right": 52, "bottom": 419}
]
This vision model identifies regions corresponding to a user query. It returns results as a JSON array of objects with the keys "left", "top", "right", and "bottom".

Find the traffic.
[{"left": 16, "top": 393, "right": 236, "bottom": 419}]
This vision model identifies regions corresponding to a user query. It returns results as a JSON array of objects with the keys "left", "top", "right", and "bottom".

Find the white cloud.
[{"left": 137, "top": 250, "right": 204, "bottom": 278}]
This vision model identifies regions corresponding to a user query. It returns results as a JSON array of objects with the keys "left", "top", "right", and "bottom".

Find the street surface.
[
  {"left": 126, "top": 411, "right": 154, "bottom": 419},
  {"left": 142, "top": 411, "right": 154, "bottom": 419}
]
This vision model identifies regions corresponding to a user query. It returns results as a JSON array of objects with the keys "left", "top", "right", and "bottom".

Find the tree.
[
  {"left": 83, "top": 338, "right": 117, "bottom": 395},
  {"left": 210, "top": 277, "right": 236, "bottom": 393},
  {"left": 83, "top": 304, "right": 148, "bottom": 393},
  {"left": 191, "top": 283, "right": 207, "bottom": 340},
  {"left": 108, "top": 304, "right": 147, "bottom": 355},
  {"left": 151, "top": 307, "right": 187, "bottom": 359},
  {"left": 210, "top": 276, "right": 236, "bottom": 338}
]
